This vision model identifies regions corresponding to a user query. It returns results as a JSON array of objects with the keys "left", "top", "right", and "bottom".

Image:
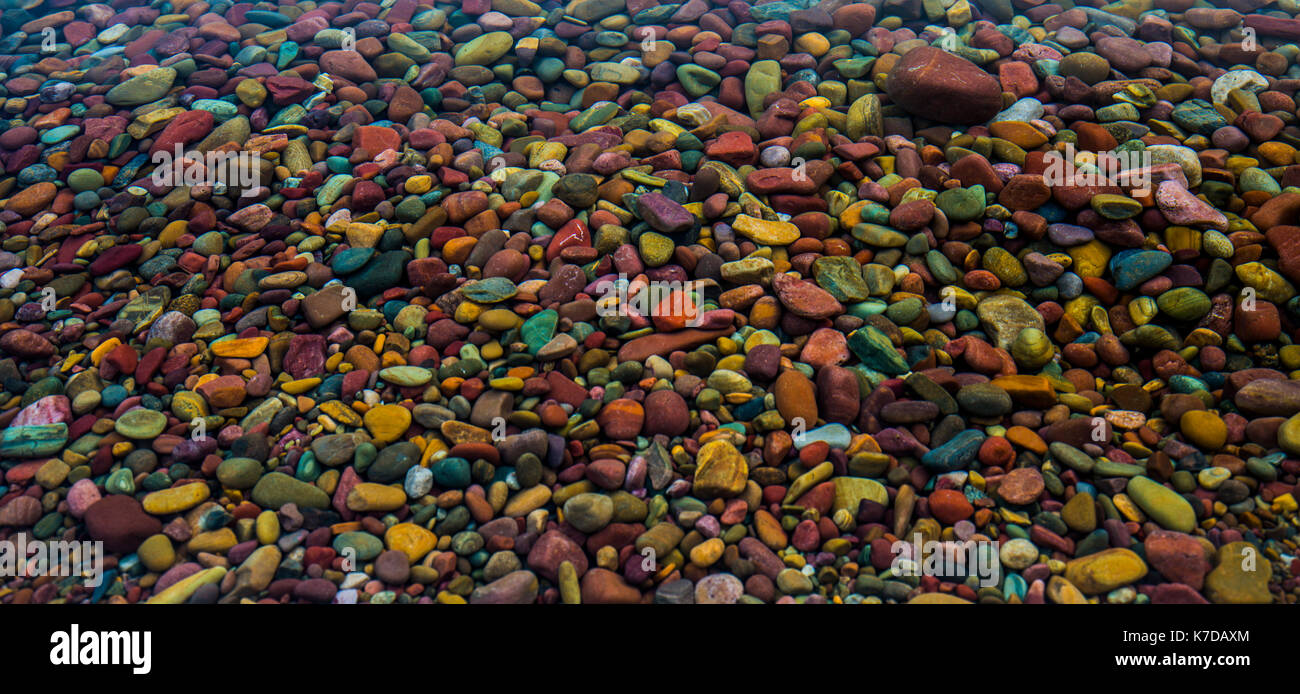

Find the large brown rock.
[
  {"left": 1250, "top": 191, "right": 1300, "bottom": 230},
  {"left": 1266, "top": 225, "right": 1300, "bottom": 282},
  {"left": 580, "top": 568, "right": 642, "bottom": 604},
  {"left": 83, "top": 495, "right": 163, "bottom": 554},
  {"left": 4, "top": 181, "right": 57, "bottom": 217},
  {"left": 526, "top": 529, "right": 588, "bottom": 582},
  {"left": 320, "top": 49, "right": 377, "bottom": 82},
  {"left": 1144, "top": 530, "right": 1210, "bottom": 590},
  {"left": 1205, "top": 541, "right": 1273, "bottom": 604},
  {"left": 1234, "top": 378, "right": 1300, "bottom": 416},
  {"left": 774, "top": 370, "right": 818, "bottom": 425},
  {"left": 885, "top": 46, "right": 1003, "bottom": 124},
  {"left": 0, "top": 329, "right": 56, "bottom": 359},
  {"left": 0, "top": 496, "right": 41, "bottom": 527},
  {"left": 642, "top": 390, "right": 689, "bottom": 436},
  {"left": 772, "top": 273, "right": 842, "bottom": 319},
  {"left": 617, "top": 328, "right": 732, "bottom": 362},
  {"left": 817, "top": 365, "right": 861, "bottom": 424}
]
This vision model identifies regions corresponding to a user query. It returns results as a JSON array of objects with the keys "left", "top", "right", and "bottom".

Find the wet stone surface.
[{"left": 0, "top": 0, "right": 1296, "bottom": 606}]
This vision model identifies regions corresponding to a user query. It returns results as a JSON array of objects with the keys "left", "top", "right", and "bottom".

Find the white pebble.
[
  {"left": 760, "top": 146, "right": 790, "bottom": 168},
  {"left": 0, "top": 268, "right": 23, "bottom": 289}
]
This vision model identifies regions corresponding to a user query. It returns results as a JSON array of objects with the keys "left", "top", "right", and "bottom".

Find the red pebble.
[
  {"left": 978, "top": 436, "right": 1015, "bottom": 467},
  {"left": 928, "top": 489, "right": 974, "bottom": 524}
]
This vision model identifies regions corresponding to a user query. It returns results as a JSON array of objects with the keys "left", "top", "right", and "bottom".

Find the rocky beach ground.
[{"left": 0, "top": 0, "right": 1297, "bottom": 605}]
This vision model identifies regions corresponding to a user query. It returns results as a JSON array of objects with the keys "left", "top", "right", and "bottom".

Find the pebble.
[
  {"left": 1064, "top": 548, "right": 1149, "bottom": 594},
  {"left": 0, "top": 0, "right": 1293, "bottom": 610},
  {"left": 1126, "top": 476, "right": 1197, "bottom": 534},
  {"left": 1204, "top": 542, "right": 1273, "bottom": 604}
]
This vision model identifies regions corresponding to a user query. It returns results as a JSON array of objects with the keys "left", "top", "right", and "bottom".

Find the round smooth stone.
[{"left": 114, "top": 409, "right": 168, "bottom": 439}]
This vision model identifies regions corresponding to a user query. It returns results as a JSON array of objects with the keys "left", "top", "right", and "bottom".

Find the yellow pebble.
[
  {"left": 187, "top": 528, "right": 237, "bottom": 553},
  {"left": 405, "top": 175, "right": 432, "bottom": 194},
  {"left": 281, "top": 377, "right": 322, "bottom": 395},
  {"left": 90, "top": 337, "right": 121, "bottom": 366},
  {"left": 455, "top": 301, "right": 484, "bottom": 323},
  {"left": 1112, "top": 493, "right": 1147, "bottom": 524},
  {"left": 146, "top": 567, "right": 227, "bottom": 604},
  {"left": 210, "top": 336, "right": 270, "bottom": 358},
  {"left": 346, "top": 483, "right": 406, "bottom": 512},
  {"left": 715, "top": 354, "right": 747, "bottom": 371},
  {"left": 60, "top": 352, "right": 85, "bottom": 372},
  {"left": 142, "top": 482, "right": 211, "bottom": 515},
  {"left": 256, "top": 510, "right": 280, "bottom": 545},
  {"left": 363, "top": 404, "right": 412, "bottom": 443},
  {"left": 385, "top": 522, "right": 437, "bottom": 562}
]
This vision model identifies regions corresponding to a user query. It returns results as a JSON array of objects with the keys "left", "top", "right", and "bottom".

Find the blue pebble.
[
  {"left": 922, "top": 430, "right": 986, "bottom": 471},
  {"left": 101, "top": 385, "right": 128, "bottom": 407},
  {"left": 326, "top": 156, "right": 352, "bottom": 174},
  {"left": 992, "top": 96, "right": 1043, "bottom": 123},
  {"left": 73, "top": 191, "right": 100, "bottom": 211},
  {"left": 332, "top": 247, "right": 375, "bottom": 274},
  {"left": 244, "top": 10, "right": 291, "bottom": 27},
  {"left": 732, "top": 396, "right": 766, "bottom": 421},
  {"left": 39, "top": 124, "right": 81, "bottom": 145},
  {"left": 276, "top": 41, "right": 299, "bottom": 69},
  {"left": 90, "top": 570, "right": 117, "bottom": 602},
  {"left": 18, "top": 164, "right": 58, "bottom": 185},
  {"left": 1109, "top": 249, "right": 1172, "bottom": 291},
  {"left": 432, "top": 457, "right": 471, "bottom": 488},
  {"left": 234, "top": 46, "right": 267, "bottom": 65},
  {"left": 794, "top": 423, "right": 852, "bottom": 451},
  {"left": 317, "top": 374, "right": 344, "bottom": 401},
  {"left": 719, "top": 422, "right": 747, "bottom": 436},
  {"left": 750, "top": 2, "right": 800, "bottom": 21},
  {"left": 1056, "top": 272, "right": 1083, "bottom": 300},
  {"left": 113, "top": 152, "right": 150, "bottom": 187},
  {"left": 1003, "top": 573, "right": 1027, "bottom": 600},
  {"left": 791, "top": 68, "right": 819, "bottom": 85},
  {"left": 1036, "top": 200, "right": 1068, "bottom": 223},
  {"left": 850, "top": 39, "right": 876, "bottom": 56},
  {"left": 1168, "top": 374, "right": 1209, "bottom": 394}
]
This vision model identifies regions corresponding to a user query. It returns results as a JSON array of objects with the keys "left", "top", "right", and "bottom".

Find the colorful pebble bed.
[{"left": 0, "top": 0, "right": 1298, "bottom": 606}]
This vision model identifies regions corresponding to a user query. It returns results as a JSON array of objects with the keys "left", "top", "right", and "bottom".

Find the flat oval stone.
[
  {"left": 379, "top": 366, "right": 433, "bottom": 386},
  {"left": 114, "top": 409, "right": 168, "bottom": 439}
]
